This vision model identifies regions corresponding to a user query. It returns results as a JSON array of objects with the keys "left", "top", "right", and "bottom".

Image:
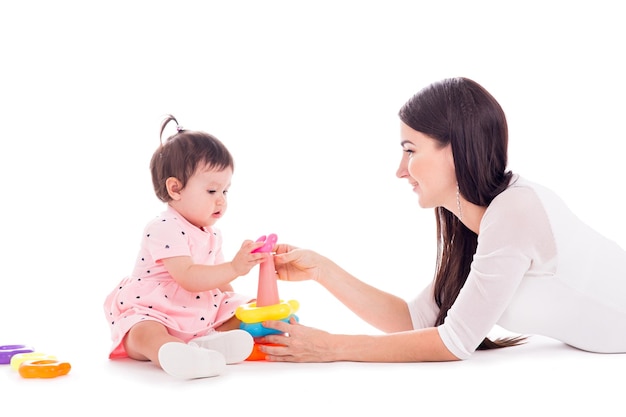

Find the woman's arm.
[
  {"left": 316, "top": 263, "right": 415, "bottom": 333},
  {"left": 269, "top": 244, "right": 459, "bottom": 362},
  {"left": 259, "top": 320, "right": 459, "bottom": 362},
  {"left": 273, "top": 245, "right": 413, "bottom": 333}
]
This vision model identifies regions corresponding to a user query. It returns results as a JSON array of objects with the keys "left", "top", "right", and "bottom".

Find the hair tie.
[{"left": 159, "top": 114, "right": 180, "bottom": 146}]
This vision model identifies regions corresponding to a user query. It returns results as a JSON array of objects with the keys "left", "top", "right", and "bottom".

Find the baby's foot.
[
  {"left": 158, "top": 342, "right": 226, "bottom": 379},
  {"left": 189, "top": 329, "right": 253, "bottom": 364}
]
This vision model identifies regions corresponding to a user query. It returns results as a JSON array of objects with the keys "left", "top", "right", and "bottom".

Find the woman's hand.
[
  {"left": 257, "top": 318, "right": 336, "bottom": 362},
  {"left": 272, "top": 244, "right": 328, "bottom": 283}
]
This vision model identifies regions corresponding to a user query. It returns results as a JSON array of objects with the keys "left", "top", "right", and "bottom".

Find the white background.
[{"left": 1, "top": 1, "right": 625, "bottom": 414}]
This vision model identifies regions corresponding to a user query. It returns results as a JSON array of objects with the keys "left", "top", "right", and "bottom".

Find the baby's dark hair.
[{"left": 150, "top": 115, "right": 234, "bottom": 202}]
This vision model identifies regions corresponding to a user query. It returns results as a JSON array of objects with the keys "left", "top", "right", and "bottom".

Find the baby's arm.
[{"left": 161, "top": 240, "right": 267, "bottom": 292}]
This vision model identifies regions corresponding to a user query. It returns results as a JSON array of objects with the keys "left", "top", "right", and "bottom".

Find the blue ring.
[{"left": 240, "top": 315, "right": 299, "bottom": 337}]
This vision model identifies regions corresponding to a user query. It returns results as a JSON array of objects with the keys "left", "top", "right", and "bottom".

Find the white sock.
[
  {"left": 158, "top": 342, "right": 226, "bottom": 379},
  {"left": 188, "top": 329, "right": 254, "bottom": 364}
]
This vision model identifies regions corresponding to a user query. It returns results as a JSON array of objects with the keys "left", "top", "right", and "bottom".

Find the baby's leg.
[
  {"left": 123, "top": 320, "right": 179, "bottom": 366},
  {"left": 124, "top": 320, "right": 226, "bottom": 378}
]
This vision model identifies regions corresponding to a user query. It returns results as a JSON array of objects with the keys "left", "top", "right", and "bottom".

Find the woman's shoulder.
[
  {"left": 490, "top": 175, "right": 545, "bottom": 212},
  {"left": 481, "top": 175, "right": 555, "bottom": 242},
  {"left": 482, "top": 174, "right": 559, "bottom": 233}
]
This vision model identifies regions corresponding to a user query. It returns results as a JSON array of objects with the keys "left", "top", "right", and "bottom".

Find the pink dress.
[{"left": 103, "top": 206, "right": 252, "bottom": 359}]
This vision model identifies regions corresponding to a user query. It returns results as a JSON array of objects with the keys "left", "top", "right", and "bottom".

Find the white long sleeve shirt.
[{"left": 407, "top": 175, "right": 626, "bottom": 359}]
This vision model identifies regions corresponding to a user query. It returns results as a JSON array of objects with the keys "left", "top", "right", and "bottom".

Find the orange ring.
[
  {"left": 246, "top": 342, "right": 284, "bottom": 361},
  {"left": 18, "top": 359, "right": 71, "bottom": 379}
]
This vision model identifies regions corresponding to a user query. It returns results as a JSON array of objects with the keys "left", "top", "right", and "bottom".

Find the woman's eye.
[{"left": 403, "top": 149, "right": 414, "bottom": 156}]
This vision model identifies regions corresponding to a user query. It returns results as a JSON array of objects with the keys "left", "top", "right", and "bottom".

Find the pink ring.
[{"left": 252, "top": 233, "right": 277, "bottom": 253}]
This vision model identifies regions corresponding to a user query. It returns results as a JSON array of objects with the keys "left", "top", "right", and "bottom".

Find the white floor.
[{"left": 2, "top": 333, "right": 624, "bottom": 415}]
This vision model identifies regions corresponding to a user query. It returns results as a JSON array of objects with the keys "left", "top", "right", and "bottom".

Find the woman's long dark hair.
[{"left": 399, "top": 77, "right": 524, "bottom": 350}]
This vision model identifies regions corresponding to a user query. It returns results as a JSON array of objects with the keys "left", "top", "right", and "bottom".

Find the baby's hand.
[{"left": 231, "top": 240, "right": 267, "bottom": 276}]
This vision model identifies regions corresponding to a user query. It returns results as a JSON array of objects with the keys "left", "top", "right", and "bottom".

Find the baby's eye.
[{"left": 207, "top": 190, "right": 217, "bottom": 194}]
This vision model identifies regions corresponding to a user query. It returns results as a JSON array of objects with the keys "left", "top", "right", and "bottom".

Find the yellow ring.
[
  {"left": 236, "top": 299, "right": 299, "bottom": 323},
  {"left": 10, "top": 352, "right": 56, "bottom": 370}
]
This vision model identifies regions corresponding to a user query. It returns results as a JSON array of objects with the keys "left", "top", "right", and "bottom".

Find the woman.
[{"left": 258, "top": 77, "right": 626, "bottom": 362}]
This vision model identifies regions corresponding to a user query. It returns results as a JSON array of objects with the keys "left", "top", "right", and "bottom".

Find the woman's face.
[{"left": 396, "top": 122, "right": 457, "bottom": 210}]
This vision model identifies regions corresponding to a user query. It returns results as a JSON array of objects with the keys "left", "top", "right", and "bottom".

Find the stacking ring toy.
[
  {"left": 11, "top": 352, "right": 57, "bottom": 370},
  {"left": 240, "top": 232, "right": 302, "bottom": 361},
  {"left": 0, "top": 345, "right": 35, "bottom": 365},
  {"left": 236, "top": 299, "right": 299, "bottom": 323},
  {"left": 18, "top": 359, "right": 71, "bottom": 379}
]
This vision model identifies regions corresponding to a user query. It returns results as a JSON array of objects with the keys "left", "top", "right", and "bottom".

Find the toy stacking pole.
[
  {"left": 252, "top": 234, "right": 279, "bottom": 307},
  {"left": 256, "top": 251, "right": 279, "bottom": 307}
]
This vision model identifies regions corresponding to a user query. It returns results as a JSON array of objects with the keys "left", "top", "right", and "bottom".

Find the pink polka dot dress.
[{"left": 103, "top": 206, "right": 252, "bottom": 359}]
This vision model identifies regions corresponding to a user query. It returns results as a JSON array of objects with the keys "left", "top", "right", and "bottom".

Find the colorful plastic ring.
[
  {"left": 18, "top": 359, "right": 71, "bottom": 378},
  {"left": 10, "top": 352, "right": 57, "bottom": 370},
  {"left": 235, "top": 299, "right": 299, "bottom": 323},
  {"left": 246, "top": 343, "right": 284, "bottom": 361},
  {"left": 252, "top": 234, "right": 278, "bottom": 253},
  {"left": 0, "top": 345, "right": 35, "bottom": 365},
  {"left": 239, "top": 315, "right": 299, "bottom": 337}
]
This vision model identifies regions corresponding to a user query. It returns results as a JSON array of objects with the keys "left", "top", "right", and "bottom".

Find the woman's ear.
[{"left": 165, "top": 177, "right": 183, "bottom": 200}]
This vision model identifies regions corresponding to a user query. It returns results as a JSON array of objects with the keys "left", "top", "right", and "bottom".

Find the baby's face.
[{"left": 173, "top": 165, "right": 233, "bottom": 229}]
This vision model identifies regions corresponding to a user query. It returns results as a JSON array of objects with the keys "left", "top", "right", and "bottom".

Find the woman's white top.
[{"left": 407, "top": 175, "right": 626, "bottom": 359}]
